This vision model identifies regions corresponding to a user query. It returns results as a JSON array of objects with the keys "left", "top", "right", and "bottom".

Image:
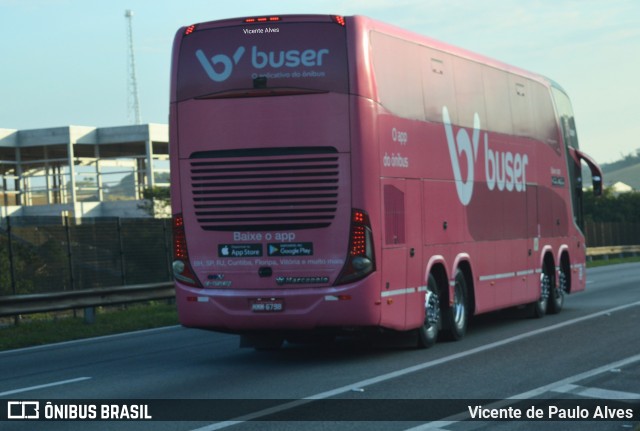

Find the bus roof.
[
  {"left": 176, "top": 14, "right": 339, "bottom": 34},
  {"left": 351, "top": 15, "right": 553, "bottom": 89},
  {"left": 173, "top": 14, "right": 555, "bottom": 95}
]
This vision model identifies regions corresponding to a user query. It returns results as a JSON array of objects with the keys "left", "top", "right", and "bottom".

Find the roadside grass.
[
  {"left": 0, "top": 301, "right": 178, "bottom": 351},
  {"left": 586, "top": 255, "right": 640, "bottom": 268},
  {"left": 1, "top": 256, "right": 639, "bottom": 352}
]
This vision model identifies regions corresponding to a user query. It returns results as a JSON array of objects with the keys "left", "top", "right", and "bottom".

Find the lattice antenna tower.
[{"left": 125, "top": 9, "right": 142, "bottom": 124}]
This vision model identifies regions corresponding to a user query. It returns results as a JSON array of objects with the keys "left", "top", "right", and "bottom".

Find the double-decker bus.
[{"left": 169, "top": 14, "right": 602, "bottom": 349}]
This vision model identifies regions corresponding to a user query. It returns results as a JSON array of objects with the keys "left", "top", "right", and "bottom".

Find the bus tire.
[
  {"left": 441, "top": 269, "right": 468, "bottom": 341},
  {"left": 417, "top": 273, "right": 440, "bottom": 348},
  {"left": 548, "top": 266, "right": 566, "bottom": 314},
  {"left": 531, "top": 268, "right": 551, "bottom": 318}
]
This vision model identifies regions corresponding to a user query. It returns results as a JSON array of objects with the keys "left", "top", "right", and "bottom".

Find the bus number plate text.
[{"left": 250, "top": 298, "right": 284, "bottom": 313}]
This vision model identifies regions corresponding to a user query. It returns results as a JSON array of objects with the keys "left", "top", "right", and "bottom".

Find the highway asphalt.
[{"left": 1, "top": 262, "right": 639, "bottom": 431}]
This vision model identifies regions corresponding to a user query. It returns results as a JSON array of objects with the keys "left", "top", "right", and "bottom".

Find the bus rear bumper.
[{"left": 174, "top": 279, "right": 380, "bottom": 332}]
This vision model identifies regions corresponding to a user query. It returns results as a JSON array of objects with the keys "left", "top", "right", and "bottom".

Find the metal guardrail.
[
  {"left": 0, "top": 246, "right": 639, "bottom": 318},
  {"left": 586, "top": 245, "right": 640, "bottom": 257},
  {"left": 0, "top": 282, "right": 174, "bottom": 317}
]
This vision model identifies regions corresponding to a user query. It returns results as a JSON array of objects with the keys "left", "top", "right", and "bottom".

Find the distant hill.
[
  {"left": 600, "top": 149, "right": 640, "bottom": 190},
  {"left": 580, "top": 149, "right": 640, "bottom": 191},
  {"left": 602, "top": 163, "right": 640, "bottom": 190},
  {"left": 601, "top": 150, "right": 640, "bottom": 174}
]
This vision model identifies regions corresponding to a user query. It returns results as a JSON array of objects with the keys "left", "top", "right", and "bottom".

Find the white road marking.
[
  {"left": 553, "top": 383, "right": 640, "bottom": 400},
  {"left": 0, "top": 377, "right": 91, "bottom": 397},
  {"left": 189, "top": 299, "right": 640, "bottom": 431},
  {"left": 405, "top": 352, "right": 640, "bottom": 430}
]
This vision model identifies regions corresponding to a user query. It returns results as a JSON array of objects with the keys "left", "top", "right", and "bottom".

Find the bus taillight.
[
  {"left": 244, "top": 16, "right": 281, "bottom": 23},
  {"left": 335, "top": 209, "right": 376, "bottom": 285},
  {"left": 172, "top": 214, "right": 201, "bottom": 287},
  {"left": 332, "top": 15, "right": 346, "bottom": 26}
]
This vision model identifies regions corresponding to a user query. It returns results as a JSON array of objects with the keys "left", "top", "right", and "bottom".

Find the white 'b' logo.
[
  {"left": 443, "top": 106, "right": 530, "bottom": 206},
  {"left": 443, "top": 106, "right": 482, "bottom": 206},
  {"left": 196, "top": 47, "right": 246, "bottom": 82}
]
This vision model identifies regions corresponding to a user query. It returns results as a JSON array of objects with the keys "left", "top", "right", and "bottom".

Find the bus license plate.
[{"left": 250, "top": 299, "right": 284, "bottom": 313}]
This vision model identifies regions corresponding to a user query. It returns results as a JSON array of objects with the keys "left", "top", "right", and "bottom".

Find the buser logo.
[
  {"left": 196, "top": 45, "right": 331, "bottom": 82},
  {"left": 196, "top": 47, "right": 246, "bottom": 82},
  {"left": 251, "top": 46, "right": 330, "bottom": 69},
  {"left": 443, "top": 106, "right": 529, "bottom": 206},
  {"left": 443, "top": 106, "right": 480, "bottom": 206}
]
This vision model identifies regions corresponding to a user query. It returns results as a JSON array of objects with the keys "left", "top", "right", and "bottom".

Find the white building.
[
  {"left": 0, "top": 124, "right": 168, "bottom": 218},
  {"left": 609, "top": 181, "right": 633, "bottom": 195}
]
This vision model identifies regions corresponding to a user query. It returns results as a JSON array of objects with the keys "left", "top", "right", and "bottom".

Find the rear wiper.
[{"left": 195, "top": 87, "right": 328, "bottom": 100}]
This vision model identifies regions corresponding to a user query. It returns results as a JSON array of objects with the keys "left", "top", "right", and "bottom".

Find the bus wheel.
[
  {"left": 532, "top": 269, "right": 551, "bottom": 318},
  {"left": 441, "top": 269, "right": 468, "bottom": 341},
  {"left": 417, "top": 273, "right": 440, "bottom": 348},
  {"left": 548, "top": 267, "right": 566, "bottom": 314}
]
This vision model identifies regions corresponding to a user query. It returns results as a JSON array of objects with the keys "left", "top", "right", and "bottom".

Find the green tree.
[
  {"left": 584, "top": 190, "right": 640, "bottom": 223},
  {"left": 139, "top": 186, "right": 171, "bottom": 218}
]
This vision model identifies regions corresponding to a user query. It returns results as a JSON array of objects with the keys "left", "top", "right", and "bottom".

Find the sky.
[{"left": 1, "top": 0, "right": 639, "bottom": 165}]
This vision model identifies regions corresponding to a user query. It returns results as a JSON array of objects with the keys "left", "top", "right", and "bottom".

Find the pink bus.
[{"left": 169, "top": 15, "right": 602, "bottom": 348}]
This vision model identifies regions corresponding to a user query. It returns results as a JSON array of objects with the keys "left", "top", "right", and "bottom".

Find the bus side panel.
[
  {"left": 404, "top": 179, "right": 426, "bottom": 330},
  {"left": 348, "top": 94, "right": 385, "bottom": 326},
  {"left": 377, "top": 178, "right": 425, "bottom": 331},
  {"left": 379, "top": 245, "right": 408, "bottom": 330},
  {"left": 169, "top": 103, "right": 182, "bottom": 214}
]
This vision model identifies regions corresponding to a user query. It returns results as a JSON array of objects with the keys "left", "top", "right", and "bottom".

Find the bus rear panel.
[{"left": 170, "top": 16, "right": 380, "bottom": 334}]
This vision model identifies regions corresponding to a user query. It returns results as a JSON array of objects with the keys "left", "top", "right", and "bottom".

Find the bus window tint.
[
  {"left": 177, "top": 22, "right": 348, "bottom": 101},
  {"left": 371, "top": 32, "right": 425, "bottom": 120}
]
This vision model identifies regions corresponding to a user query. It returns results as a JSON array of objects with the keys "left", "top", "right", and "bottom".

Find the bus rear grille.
[{"left": 189, "top": 147, "right": 340, "bottom": 231}]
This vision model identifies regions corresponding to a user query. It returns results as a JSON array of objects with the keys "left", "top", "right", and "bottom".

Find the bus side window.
[
  {"left": 422, "top": 48, "right": 457, "bottom": 124},
  {"left": 509, "top": 77, "right": 533, "bottom": 138},
  {"left": 371, "top": 32, "right": 425, "bottom": 120},
  {"left": 482, "top": 67, "right": 513, "bottom": 136}
]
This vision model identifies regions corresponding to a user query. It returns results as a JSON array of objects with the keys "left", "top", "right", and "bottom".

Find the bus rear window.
[{"left": 177, "top": 22, "right": 348, "bottom": 101}]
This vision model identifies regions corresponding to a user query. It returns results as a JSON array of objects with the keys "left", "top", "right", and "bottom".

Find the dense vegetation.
[{"left": 583, "top": 189, "right": 640, "bottom": 223}]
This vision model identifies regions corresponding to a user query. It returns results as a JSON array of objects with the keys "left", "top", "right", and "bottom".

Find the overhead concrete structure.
[{"left": 0, "top": 124, "right": 168, "bottom": 218}]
